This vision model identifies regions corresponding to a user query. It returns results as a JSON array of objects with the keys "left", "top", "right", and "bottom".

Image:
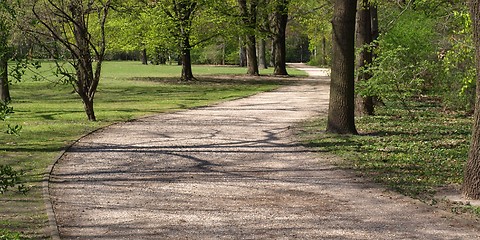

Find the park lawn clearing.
[
  {"left": 0, "top": 61, "right": 305, "bottom": 239},
  {"left": 297, "top": 99, "right": 477, "bottom": 214}
]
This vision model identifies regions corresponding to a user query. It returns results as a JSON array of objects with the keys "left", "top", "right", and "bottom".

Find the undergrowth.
[{"left": 298, "top": 99, "right": 472, "bottom": 200}]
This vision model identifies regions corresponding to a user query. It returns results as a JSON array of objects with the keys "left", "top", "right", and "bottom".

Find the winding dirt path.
[{"left": 49, "top": 64, "right": 480, "bottom": 239}]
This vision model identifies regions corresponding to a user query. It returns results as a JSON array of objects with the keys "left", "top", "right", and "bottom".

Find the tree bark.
[
  {"left": 0, "top": 22, "right": 10, "bottom": 103},
  {"left": 245, "top": 35, "right": 259, "bottom": 75},
  {"left": 181, "top": 37, "right": 194, "bottom": 81},
  {"left": 326, "top": 0, "right": 358, "bottom": 134},
  {"left": 462, "top": 0, "right": 480, "bottom": 199},
  {"left": 239, "top": 38, "right": 247, "bottom": 67},
  {"left": 238, "top": 0, "right": 259, "bottom": 75},
  {"left": 272, "top": 0, "right": 289, "bottom": 76},
  {"left": 258, "top": 38, "right": 268, "bottom": 69},
  {"left": 0, "top": 56, "right": 10, "bottom": 103},
  {"left": 355, "top": 0, "right": 374, "bottom": 116},
  {"left": 321, "top": 36, "right": 327, "bottom": 66},
  {"left": 70, "top": 3, "right": 98, "bottom": 121},
  {"left": 141, "top": 48, "right": 148, "bottom": 65},
  {"left": 270, "top": 40, "right": 276, "bottom": 67}
]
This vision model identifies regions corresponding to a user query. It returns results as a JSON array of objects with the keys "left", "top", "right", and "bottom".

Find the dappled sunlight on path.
[{"left": 48, "top": 64, "right": 480, "bottom": 239}]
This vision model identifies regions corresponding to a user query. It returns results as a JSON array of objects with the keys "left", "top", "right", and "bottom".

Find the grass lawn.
[
  {"left": 0, "top": 61, "right": 305, "bottom": 239},
  {"left": 298, "top": 100, "right": 473, "bottom": 203}
]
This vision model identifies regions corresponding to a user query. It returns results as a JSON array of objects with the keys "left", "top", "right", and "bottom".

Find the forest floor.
[{"left": 47, "top": 64, "right": 480, "bottom": 239}]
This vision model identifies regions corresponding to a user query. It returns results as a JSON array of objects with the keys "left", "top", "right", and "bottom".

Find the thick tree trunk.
[
  {"left": 238, "top": 0, "right": 259, "bottom": 75},
  {"left": 246, "top": 35, "right": 259, "bottom": 75},
  {"left": 258, "top": 39, "right": 268, "bottom": 69},
  {"left": 181, "top": 37, "right": 194, "bottom": 81},
  {"left": 272, "top": 0, "right": 289, "bottom": 76},
  {"left": 326, "top": 0, "right": 358, "bottom": 134},
  {"left": 463, "top": 0, "right": 480, "bottom": 199},
  {"left": 355, "top": 0, "right": 374, "bottom": 116},
  {"left": 141, "top": 48, "right": 148, "bottom": 65},
  {"left": 0, "top": 57, "right": 10, "bottom": 103}
]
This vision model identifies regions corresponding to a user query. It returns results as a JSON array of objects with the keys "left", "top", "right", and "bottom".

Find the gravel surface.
[{"left": 49, "top": 64, "right": 480, "bottom": 239}]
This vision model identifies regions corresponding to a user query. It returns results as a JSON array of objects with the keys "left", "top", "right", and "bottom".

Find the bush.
[{"left": 357, "top": 10, "right": 439, "bottom": 113}]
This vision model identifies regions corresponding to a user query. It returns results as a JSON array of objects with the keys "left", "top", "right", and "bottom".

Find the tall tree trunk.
[
  {"left": 258, "top": 38, "right": 268, "bottom": 69},
  {"left": 355, "top": 0, "right": 374, "bottom": 116},
  {"left": 370, "top": 5, "right": 379, "bottom": 41},
  {"left": 0, "top": 24, "right": 10, "bottom": 103},
  {"left": 238, "top": 0, "right": 259, "bottom": 75},
  {"left": 246, "top": 35, "right": 259, "bottom": 75},
  {"left": 463, "top": 0, "right": 480, "bottom": 199},
  {"left": 141, "top": 48, "right": 148, "bottom": 65},
  {"left": 270, "top": 40, "right": 276, "bottom": 67},
  {"left": 181, "top": 37, "right": 194, "bottom": 81},
  {"left": 71, "top": 3, "right": 98, "bottom": 121},
  {"left": 272, "top": 0, "right": 289, "bottom": 76},
  {"left": 239, "top": 38, "right": 247, "bottom": 67},
  {"left": 322, "top": 36, "right": 327, "bottom": 66},
  {"left": 326, "top": 0, "right": 358, "bottom": 134},
  {"left": 0, "top": 57, "right": 10, "bottom": 103}
]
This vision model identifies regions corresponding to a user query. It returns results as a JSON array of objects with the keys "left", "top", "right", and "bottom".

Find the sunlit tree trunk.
[
  {"left": 238, "top": 0, "right": 259, "bottom": 75},
  {"left": 326, "top": 0, "right": 358, "bottom": 134},
  {"left": 272, "top": 0, "right": 289, "bottom": 76},
  {"left": 462, "top": 0, "right": 480, "bottom": 199}
]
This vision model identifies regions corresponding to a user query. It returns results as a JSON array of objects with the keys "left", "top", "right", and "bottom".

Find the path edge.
[
  {"left": 42, "top": 124, "right": 113, "bottom": 240},
  {"left": 40, "top": 81, "right": 295, "bottom": 239}
]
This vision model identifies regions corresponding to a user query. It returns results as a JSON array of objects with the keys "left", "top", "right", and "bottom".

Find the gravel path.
[{"left": 49, "top": 64, "right": 480, "bottom": 239}]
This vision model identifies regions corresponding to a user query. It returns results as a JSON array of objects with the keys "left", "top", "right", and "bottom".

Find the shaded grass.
[
  {"left": 1, "top": 61, "right": 303, "bottom": 239},
  {"left": 298, "top": 100, "right": 472, "bottom": 199}
]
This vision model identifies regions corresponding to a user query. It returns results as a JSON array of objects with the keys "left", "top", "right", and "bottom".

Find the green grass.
[
  {"left": 0, "top": 61, "right": 303, "bottom": 239},
  {"left": 298, "top": 100, "right": 472, "bottom": 200}
]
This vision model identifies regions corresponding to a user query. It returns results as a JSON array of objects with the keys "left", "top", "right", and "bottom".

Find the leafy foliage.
[
  {"left": 357, "top": 10, "right": 438, "bottom": 115},
  {"left": 0, "top": 165, "right": 28, "bottom": 194}
]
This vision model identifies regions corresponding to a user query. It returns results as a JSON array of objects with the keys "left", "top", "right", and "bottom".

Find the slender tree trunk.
[
  {"left": 72, "top": 15, "right": 97, "bottom": 121},
  {"left": 141, "top": 48, "right": 148, "bottom": 65},
  {"left": 81, "top": 97, "right": 96, "bottom": 121},
  {"left": 270, "top": 40, "right": 276, "bottom": 67},
  {"left": 0, "top": 57, "right": 10, "bottom": 103},
  {"left": 272, "top": 0, "right": 289, "bottom": 76},
  {"left": 222, "top": 42, "right": 226, "bottom": 65},
  {"left": 462, "top": 0, "right": 480, "bottom": 199},
  {"left": 239, "top": 38, "right": 247, "bottom": 67},
  {"left": 326, "top": 0, "right": 358, "bottom": 134},
  {"left": 355, "top": 0, "right": 374, "bottom": 116},
  {"left": 258, "top": 39, "right": 268, "bottom": 69},
  {"left": 322, "top": 36, "right": 327, "bottom": 66}
]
